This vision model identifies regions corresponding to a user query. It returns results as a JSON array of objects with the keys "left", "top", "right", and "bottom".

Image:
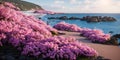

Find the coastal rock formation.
[
  {"left": 48, "top": 16, "right": 80, "bottom": 20},
  {"left": 106, "top": 34, "right": 120, "bottom": 45},
  {"left": 59, "top": 16, "right": 69, "bottom": 20},
  {"left": 81, "top": 16, "right": 116, "bottom": 22},
  {"left": 48, "top": 17, "right": 57, "bottom": 19},
  {"left": 69, "top": 16, "right": 80, "bottom": 20},
  {"left": 48, "top": 16, "right": 116, "bottom": 22}
]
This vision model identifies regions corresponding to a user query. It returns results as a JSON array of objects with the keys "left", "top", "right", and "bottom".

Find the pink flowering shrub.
[
  {"left": 81, "top": 29, "right": 110, "bottom": 43},
  {"left": 3, "top": 2, "right": 20, "bottom": 10},
  {"left": 22, "top": 36, "right": 97, "bottom": 60},
  {"left": 54, "top": 22, "right": 110, "bottom": 43},
  {"left": 0, "top": 3, "right": 57, "bottom": 46},
  {"left": 53, "top": 22, "right": 82, "bottom": 32},
  {"left": 0, "top": 2, "right": 97, "bottom": 60}
]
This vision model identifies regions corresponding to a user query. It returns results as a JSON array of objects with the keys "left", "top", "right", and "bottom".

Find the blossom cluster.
[
  {"left": 0, "top": 3, "right": 57, "bottom": 46},
  {"left": 81, "top": 28, "right": 110, "bottom": 43},
  {"left": 22, "top": 36, "right": 97, "bottom": 60},
  {"left": 3, "top": 2, "right": 20, "bottom": 10},
  {"left": 0, "top": 2, "right": 97, "bottom": 60},
  {"left": 54, "top": 22, "right": 110, "bottom": 43},
  {"left": 53, "top": 22, "right": 82, "bottom": 32}
]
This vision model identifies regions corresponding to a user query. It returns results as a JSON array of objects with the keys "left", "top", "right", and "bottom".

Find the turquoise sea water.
[{"left": 42, "top": 13, "right": 120, "bottom": 35}]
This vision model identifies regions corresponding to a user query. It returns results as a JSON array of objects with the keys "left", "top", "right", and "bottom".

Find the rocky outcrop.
[
  {"left": 105, "top": 34, "right": 120, "bottom": 45},
  {"left": 81, "top": 16, "right": 116, "bottom": 22},
  {"left": 48, "top": 16, "right": 80, "bottom": 20},
  {"left": 59, "top": 16, "right": 69, "bottom": 20},
  {"left": 48, "top": 16, "right": 116, "bottom": 22},
  {"left": 69, "top": 16, "right": 80, "bottom": 20}
]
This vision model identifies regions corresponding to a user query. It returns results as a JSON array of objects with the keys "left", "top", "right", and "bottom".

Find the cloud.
[
  {"left": 54, "top": 0, "right": 64, "bottom": 4},
  {"left": 90, "top": 0, "right": 120, "bottom": 13},
  {"left": 24, "top": 0, "right": 120, "bottom": 13},
  {"left": 75, "top": 0, "right": 120, "bottom": 13},
  {"left": 70, "top": 0, "right": 77, "bottom": 4}
]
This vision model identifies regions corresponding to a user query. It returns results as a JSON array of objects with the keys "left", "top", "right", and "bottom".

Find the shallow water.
[{"left": 42, "top": 13, "right": 120, "bottom": 35}]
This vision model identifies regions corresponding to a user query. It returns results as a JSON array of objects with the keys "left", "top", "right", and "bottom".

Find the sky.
[{"left": 23, "top": 0, "right": 120, "bottom": 13}]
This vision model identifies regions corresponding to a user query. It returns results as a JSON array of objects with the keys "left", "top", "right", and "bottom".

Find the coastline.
[
  {"left": 0, "top": 1, "right": 120, "bottom": 60},
  {"left": 22, "top": 11, "right": 46, "bottom": 17},
  {"left": 43, "top": 13, "right": 120, "bottom": 35},
  {"left": 59, "top": 31, "right": 120, "bottom": 60}
]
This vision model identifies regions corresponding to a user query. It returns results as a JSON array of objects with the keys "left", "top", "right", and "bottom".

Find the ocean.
[{"left": 42, "top": 13, "right": 120, "bottom": 36}]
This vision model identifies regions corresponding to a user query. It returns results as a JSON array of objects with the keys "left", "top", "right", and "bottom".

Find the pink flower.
[{"left": 0, "top": 3, "right": 97, "bottom": 60}]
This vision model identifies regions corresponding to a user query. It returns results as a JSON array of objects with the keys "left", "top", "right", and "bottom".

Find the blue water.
[{"left": 42, "top": 13, "right": 120, "bottom": 35}]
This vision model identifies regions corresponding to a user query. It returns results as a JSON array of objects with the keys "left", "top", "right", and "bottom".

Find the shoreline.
[
  {"left": 59, "top": 31, "right": 120, "bottom": 60},
  {"left": 43, "top": 13, "right": 120, "bottom": 35},
  {"left": 23, "top": 11, "right": 120, "bottom": 60}
]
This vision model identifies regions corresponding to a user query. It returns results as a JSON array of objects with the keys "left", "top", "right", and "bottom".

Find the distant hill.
[{"left": 0, "top": 0, "right": 43, "bottom": 11}]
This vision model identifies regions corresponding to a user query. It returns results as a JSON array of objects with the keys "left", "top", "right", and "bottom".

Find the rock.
[
  {"left": 102, "top": 16, "right": 116, "bottom": 21},
  {"left": 48, "top": 16, "right": 81, "bottom": 20},
  {"left": 87, "top": 18, "right": 99, "bottom": 22},
  {"left": 109, "top": 31, "right": 114, "bottom": 34},
  {"left": 50, "top": 31, "right": 58, "bottom": 35},
  {"left": 95, "top": 56, "right": 111, "bottom": 60},
  {"left": 96, "top": 56, "right": 104, "bottom": 60},
  {"left": 108, "top": 37, "right": 119, "bottom": 45},
  {"left": 58, "top": 16, "right": 68, "bottom": 20},
  {"left": 69, "top": 16, "right": 80, "bottom": 20},
  {"left": 113, "top": 34, "right": 120, "bottom": 38},
  {"left": 80, "top": 16, "right": 116, "bottom": 22},
  {"left": 48, "top": 17, "right": 56, "bottom": 19},
  {"left": 39, "top": 17, "right": 41, "bottom": 19},
  {"left": 47, "top": 16, "right": 116, "bottom": 23},
  {"left": 106, "top": 34, "right": 120, "bottom": 45}
]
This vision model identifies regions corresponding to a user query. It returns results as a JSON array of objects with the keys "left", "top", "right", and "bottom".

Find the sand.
[{"left": 59, "top": 31, "right": 120, "bottom": 60}]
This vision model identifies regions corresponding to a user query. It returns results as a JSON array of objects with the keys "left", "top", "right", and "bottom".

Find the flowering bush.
[
  {"left": 81, "top": 29, "right": 110, "bottom": 43},
  {"left": 53, "top": 22, "right": 82, "bottom": 32},
  {"left": 0, "top": 2, "right": 97, "bottom": 60},
  {"left": 3, "top": 2, "right": 20, "bottom": 10},
  {"left": 0, "top": 2, "right": 57, "bottom": 47},
  {"left": 22, "top": 36, "right": 97, "bottom": 60},
  {"left": 54, "top": 22, "right": 110, "bottom": 43}
]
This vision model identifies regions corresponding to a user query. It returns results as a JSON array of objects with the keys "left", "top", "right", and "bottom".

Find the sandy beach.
[{"left": 59, "top": 31, "right": 120, "bottom": 60}]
